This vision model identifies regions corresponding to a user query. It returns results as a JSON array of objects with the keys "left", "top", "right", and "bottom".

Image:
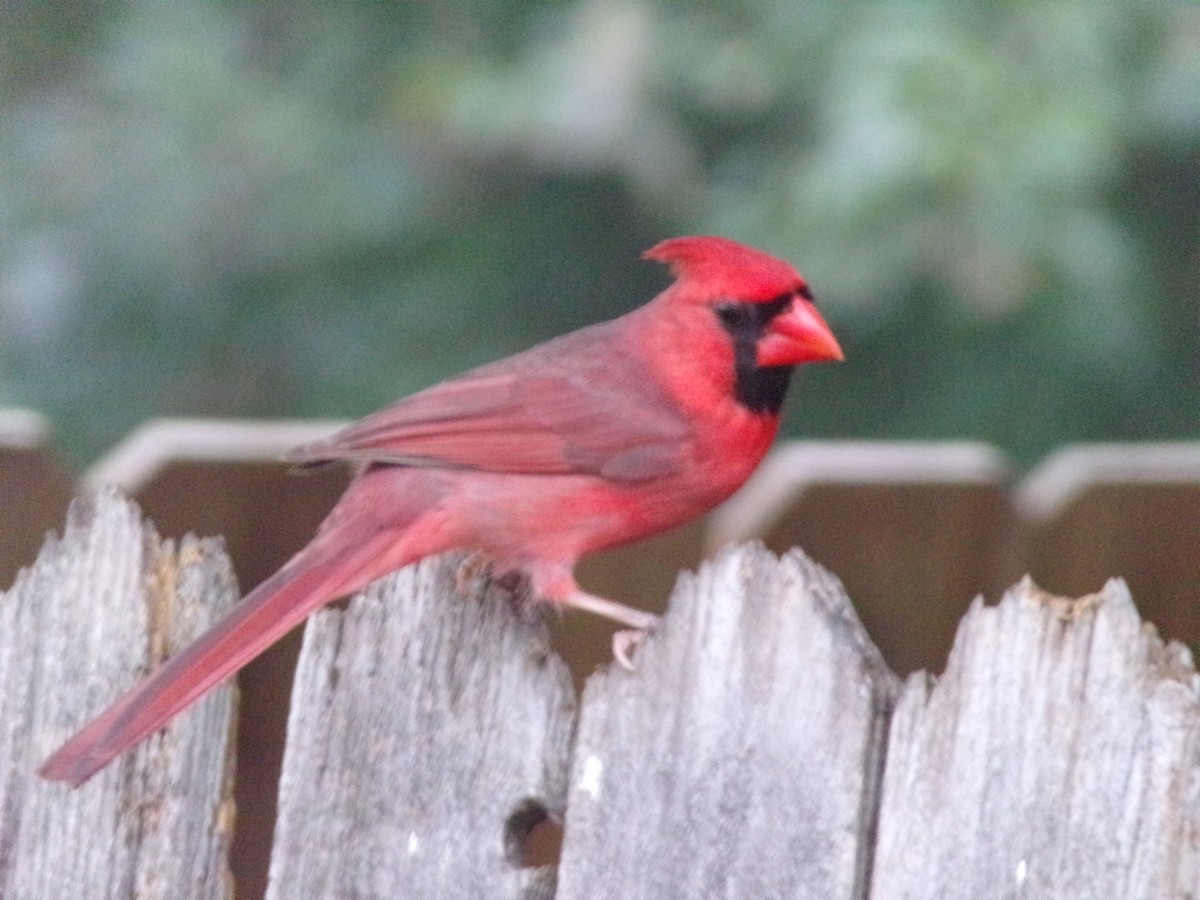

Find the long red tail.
[{"left": 39, "top": 532, "right": 395, "bottom": 787}]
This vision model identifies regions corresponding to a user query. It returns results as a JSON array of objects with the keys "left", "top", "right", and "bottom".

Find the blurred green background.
[{"left": 1, "top": 2, "right": 1196, "bottom": 468}]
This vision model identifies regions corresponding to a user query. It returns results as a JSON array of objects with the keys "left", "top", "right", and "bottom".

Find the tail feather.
[{"left": 39, "top": 534, "right": 394, "bottom": 787}]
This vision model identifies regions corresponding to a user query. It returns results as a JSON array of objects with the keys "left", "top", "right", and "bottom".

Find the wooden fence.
[{"left": 1, "top": 410, "right": 1198, "bottom": 898}]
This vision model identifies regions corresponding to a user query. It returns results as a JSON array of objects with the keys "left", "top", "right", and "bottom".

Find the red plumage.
[{"left": 39, "top": 236, "right": 842, "bottom": 786}]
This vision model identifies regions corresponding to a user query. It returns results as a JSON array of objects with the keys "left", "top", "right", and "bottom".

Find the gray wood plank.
[
  {"left": 266, "top": 556, "right": 576, "bottom": 900},
  {"left": 556, "top": 543, "right": 899, "bottom": 900},
  {"left": 0, "top": 487, "right": 239, "bottom": 899},
  {"left": 872, "top": 577, "right": 1200, "bottom": 900}
]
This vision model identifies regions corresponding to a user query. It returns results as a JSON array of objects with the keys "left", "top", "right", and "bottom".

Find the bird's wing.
[{"left": 286, "top": 329, "right": 691, "bottom": 484}]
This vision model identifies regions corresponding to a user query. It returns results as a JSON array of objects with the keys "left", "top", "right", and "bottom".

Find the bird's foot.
[{"left": 562, "top": 590, "right": 659, "bottom": 670}]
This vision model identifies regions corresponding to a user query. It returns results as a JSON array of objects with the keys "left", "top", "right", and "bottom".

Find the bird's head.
[{"left": 643, "top": 235, "right": 843, "bottom": 368}]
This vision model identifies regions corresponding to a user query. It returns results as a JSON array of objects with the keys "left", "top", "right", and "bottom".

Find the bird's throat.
[
  {"left": 714, "top": 294, "right": 795, "bottom": 415},
  {"left": 733, "top": 359, "right": 793, "bottom": 414}
]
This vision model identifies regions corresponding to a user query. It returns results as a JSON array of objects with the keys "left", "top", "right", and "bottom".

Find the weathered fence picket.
[
  {"left": 0, "top": 489, "right": 238, "bottom": 899},
  {"left": 873, "top": 577, "right": 1200, "bottom": 899},
  {"left": 267, "top": 558, "right": 575, "bottom": 899},
  {"left": 556, "top": 544, "right": 897, "bottom": 899}
]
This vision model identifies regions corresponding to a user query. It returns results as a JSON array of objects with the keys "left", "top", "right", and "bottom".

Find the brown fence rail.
[{"left": 1, "top": 410, "right": 1197, "bottom": 899}]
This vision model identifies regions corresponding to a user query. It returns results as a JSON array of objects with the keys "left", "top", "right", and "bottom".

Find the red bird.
[{"left": 40, "top": 236, "right": 842, "bottom": 786}]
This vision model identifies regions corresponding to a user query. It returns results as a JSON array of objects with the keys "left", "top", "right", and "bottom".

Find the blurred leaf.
[{"left": 0, "top": 1, "right": 1195, "bottom": 466}]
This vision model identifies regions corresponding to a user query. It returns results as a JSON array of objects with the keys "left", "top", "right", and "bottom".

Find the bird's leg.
[
  {"left": 562, "top": 590, "right": 658, "bottom": 630},
  {"left": 562, "top": 590, "right": 659, "bottom": 670}
]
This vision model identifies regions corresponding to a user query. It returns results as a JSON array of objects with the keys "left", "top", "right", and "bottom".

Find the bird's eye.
[{"left": 714, "top": 302, "right": 751, "bottom": 329}]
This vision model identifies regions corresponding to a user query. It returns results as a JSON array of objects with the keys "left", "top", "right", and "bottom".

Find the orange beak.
[{"left": 756, "top": 296, "right": 844, "bottom": 367}]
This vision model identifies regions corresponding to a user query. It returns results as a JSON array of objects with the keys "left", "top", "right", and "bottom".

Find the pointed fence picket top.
[
  {"left": 706, "top": 441, "right": 1015, "bottom": 675},
  {"left": 0, "top": 488, "right": 239, "bottom": 900},
  {"left": 555, "top": 545, "right": 898, "bottom": 900},
  {"left": 265, "top": 558, "right": 577, "bottom": 900},
  {"left": 1018, "top": 442, "right": 1200, "bottom": 652},
  {"left": 872, "top": 576, "right": 1200, "bottom": 899}
]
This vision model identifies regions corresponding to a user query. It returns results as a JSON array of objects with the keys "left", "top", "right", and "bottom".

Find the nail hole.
[{"left": 504, "top": 798, "right": 562, "bottom": 868}]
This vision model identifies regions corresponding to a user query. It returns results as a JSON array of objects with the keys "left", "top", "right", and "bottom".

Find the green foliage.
[{"left": 0, "top": 1, "right": 1195, "bottom": 465}]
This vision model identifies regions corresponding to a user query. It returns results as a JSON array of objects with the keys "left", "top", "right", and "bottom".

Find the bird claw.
[
  {"left": 555, "top": 589, "right": 658, "bottom": 670},
  {"left": 612, "top": 626, "right": 652, "bottom": 671}
]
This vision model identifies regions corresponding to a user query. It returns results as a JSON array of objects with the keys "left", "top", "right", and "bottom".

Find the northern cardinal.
[{"left": 40, "top": 236, "right": 842, "bottom": 786}]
